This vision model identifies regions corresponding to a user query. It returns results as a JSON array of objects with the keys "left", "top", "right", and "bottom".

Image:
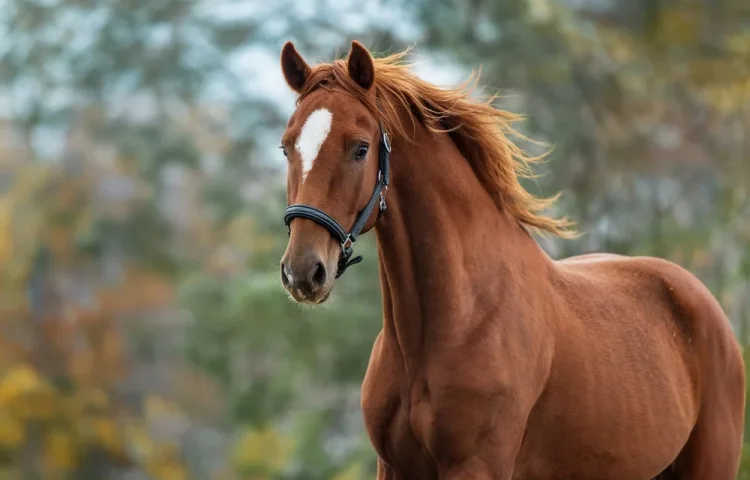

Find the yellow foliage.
[
  {"left": 147, "top": 460, "right": 189, "bottom": 480},
  {"left": 231, "top": 426, "right": 294, "bottom": 473},
  {"left": 70, "top": 387, "right": 110, "bottom": 413},
  {"left": 43, "top": 428, "right": 78, "bottom": 471},
  {"left": 727, "top": 33, "right": 750, "bottom": 56},
  {"left": 699, "top": 82, "right": 750, "bottom": 114},
  {"left": 0, "top": 365, "right": 45, "bottom": 398},
  {"left": 525, "top": 0, "right": 553, "bottom": 24},
  {"left": 144, "top": 444, "right": 189, "bottom": 480},
  {"left": 0, "top": 364, "right": 57, "bottom": 420},
  {"left": 93, "top": 416, "right": 124, "bottom": 455},
  {"left": 124, "top": 422, "right": 155, "bottom": 461},
  {"left": 73, "top": 414, "right": 124, "bottom": 457},
  {"left": 600, "top": 28, "right": 638, "bottom": 63},
  {"left": 23, "top": 393, "right": 59, "bottom": 421},
  {"left": 9, "top": 164, "right": 53, "bottom": 204},
  {"left": 0, "top": 412, "right": 25, "bottom": 449},
  {"left": 0, "top": 199, "right": 13, "bottom": 263},
  {"left": 0, "top": 466, "right": 23, "bottom": 479},
  {"left": 654, "top": 7, "right": 701, "bottom": 46}
]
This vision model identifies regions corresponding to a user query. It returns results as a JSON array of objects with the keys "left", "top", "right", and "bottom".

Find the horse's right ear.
[{"left": 281, "top": 41, "right": 311, "bottom": 93}]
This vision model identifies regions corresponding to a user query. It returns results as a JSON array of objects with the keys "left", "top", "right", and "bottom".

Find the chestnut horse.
[{"left": 278, "top": 40, "right": 745, "bottom": 479}]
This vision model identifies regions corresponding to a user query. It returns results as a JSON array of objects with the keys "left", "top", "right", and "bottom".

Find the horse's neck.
[{"left": 374, "top": 125, "right": 553, "bottom": 379}]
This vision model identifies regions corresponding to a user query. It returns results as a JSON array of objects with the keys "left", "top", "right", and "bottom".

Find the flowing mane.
[{"left": 297, "top": 48, "right": 575, "bottom": 237}]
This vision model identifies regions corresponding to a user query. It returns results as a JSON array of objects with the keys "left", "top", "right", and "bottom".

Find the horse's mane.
[{"left": 297, "top": 48, "right": 575, "bottom": 238}]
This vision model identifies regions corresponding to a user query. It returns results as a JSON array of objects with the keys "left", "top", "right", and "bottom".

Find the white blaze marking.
[{"left": 296, "top": 108, "right": 333, "bottom": 181}]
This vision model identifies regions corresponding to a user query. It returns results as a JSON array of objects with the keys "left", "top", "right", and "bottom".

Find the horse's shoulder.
[{"left": 361, "top": 330, "right": 401, "bottom": 413}]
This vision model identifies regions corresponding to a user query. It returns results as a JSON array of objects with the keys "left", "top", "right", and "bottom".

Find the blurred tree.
[
  {"left": 0, "top": 160, "right": 194, "bottom": 479},
  {"left": 1, "top": 0, "right": 390, "bottom": 477}
]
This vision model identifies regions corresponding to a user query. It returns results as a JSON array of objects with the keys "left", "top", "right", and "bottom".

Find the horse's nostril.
[
  {"left": 310, "top": 261, "right": 327, "bottom": 289},
  {"left": 281, "top": 263, "right": 292, "bottom": 287}
]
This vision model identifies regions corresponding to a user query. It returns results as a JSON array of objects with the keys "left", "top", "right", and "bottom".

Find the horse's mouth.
[{"left": 288, "top": 283, "right": 333, "bottom": 305}]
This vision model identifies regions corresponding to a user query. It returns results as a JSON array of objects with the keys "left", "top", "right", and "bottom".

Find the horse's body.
[{"left": 278, "top": 41, "right": 745, "bottom": 479}]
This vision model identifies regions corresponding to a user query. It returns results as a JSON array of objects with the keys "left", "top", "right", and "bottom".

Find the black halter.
[{"left": 284, "top": 124, "right": 391, "bottom": 279}]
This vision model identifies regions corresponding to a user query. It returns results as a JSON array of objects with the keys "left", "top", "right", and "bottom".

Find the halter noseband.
[{"left": 283, "top": 124, "right": 391, "bottom": 279}]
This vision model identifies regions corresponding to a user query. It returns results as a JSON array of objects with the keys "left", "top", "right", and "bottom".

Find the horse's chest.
[{"left": 361, "top": 345, "right": 436, "bottom": 477}]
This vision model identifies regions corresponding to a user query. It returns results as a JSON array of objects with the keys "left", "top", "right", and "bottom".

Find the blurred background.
[{"left": 0, "top": 0, "right": 747, "bottom": 478}]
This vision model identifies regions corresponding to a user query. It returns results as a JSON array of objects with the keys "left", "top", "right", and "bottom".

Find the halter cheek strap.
[{"left": 283, "top": 124, "right": 391, "bottom": 278}]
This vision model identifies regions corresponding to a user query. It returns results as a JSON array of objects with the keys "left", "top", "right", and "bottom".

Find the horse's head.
[{"left": 279, "top": 41, "right": 389, "bottom": 305}]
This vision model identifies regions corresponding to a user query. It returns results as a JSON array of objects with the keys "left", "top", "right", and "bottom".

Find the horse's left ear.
[{"left": 347, "top": 41, "right": 375, "bottom": 91}]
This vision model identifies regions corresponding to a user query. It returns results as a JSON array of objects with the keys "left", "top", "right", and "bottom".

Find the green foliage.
[
  {"left": 739, "top": 347, "right": 750, "bottom": 478},
  {"left": 180, "top": 228, "right": 383, "bottom": 476},
  {"left": 0, "top": 0, "right": 747, "bottom": 478}
]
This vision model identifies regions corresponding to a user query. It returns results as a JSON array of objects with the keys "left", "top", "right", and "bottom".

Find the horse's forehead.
[
  {"left": 284, "top": 92, "right": 377, "bottom": 183},
  {"left": 290, "top": 90, "right": 367, "bottom": 129},
  {"left": 295, "top": 107, "right": 333, "bottom": 181}
]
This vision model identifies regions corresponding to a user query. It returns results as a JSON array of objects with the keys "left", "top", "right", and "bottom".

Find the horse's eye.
[
  {"left": 280, "top": 145, "right": 288, "bottom": 157},
  {"left": 354, "top": 145, "right": 369, "bottom": 161}
]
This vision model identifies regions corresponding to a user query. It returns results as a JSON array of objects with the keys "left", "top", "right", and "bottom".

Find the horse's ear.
[
  {"left": 281, "top": 41, "right": 311, "bottom": 93},
  {"left": 347, "top": 41, "right": 375, "bottom": 91}
]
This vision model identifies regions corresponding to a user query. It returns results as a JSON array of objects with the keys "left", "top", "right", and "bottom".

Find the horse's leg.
[
  {"left": 438, "top": 456, "right": 500, "bottom": 480},
  {"left": 436, "top": 430, "right": 524, "bottom": 480},
  {"left": 671, "top": 365, "right": 744, "bottom": 478},
  {"left": 671, "top": 408, "right": 743, "bottom": 479},
  {"left": 376, "top": 458, "right": 395, "bottom": 480}
]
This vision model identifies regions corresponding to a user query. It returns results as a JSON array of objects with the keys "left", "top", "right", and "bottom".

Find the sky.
[
  {"left": 223, "top": 0, "right": 468, "bottom": 165},
  {"left": 0, "top": 0, "right": 468, "bottom": 164},
  {"left": 224, "top": 0, "right": 467, "bottom": 109},
  {"left": 233, "top": 45, "right": 467, "bottom": 116}
]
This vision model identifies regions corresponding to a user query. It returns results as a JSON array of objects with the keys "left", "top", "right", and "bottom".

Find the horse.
[{"left": 277, "top": 40, "right": 745, "bottom": 479}]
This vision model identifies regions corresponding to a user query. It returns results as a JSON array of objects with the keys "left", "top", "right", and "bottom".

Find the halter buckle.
[
  {"left": 379, "top": 187, "right": 388, "bottom": 212},
  {"left": 341, "top": 235, "right": 353, "bottom": 251}
]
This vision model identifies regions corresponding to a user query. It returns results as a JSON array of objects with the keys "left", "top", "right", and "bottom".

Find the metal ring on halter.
[{"left": 342, "top": 235, "right": 353, "bottom": 251}]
